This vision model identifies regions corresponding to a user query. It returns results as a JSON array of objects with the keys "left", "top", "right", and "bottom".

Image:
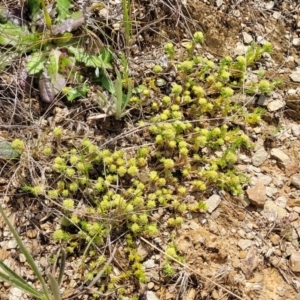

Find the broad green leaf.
[
  {"left": 100, "top": 48, "right": 113, "bottom": 69},
  {"left": 67, "top": 46, "right": 110, "bottom": 68},
  {"left": 0, "top": 141, "right": 20, "bottom": 159},
  {"left": 26, "top": 52, "right": 46, "bottom": 75},
  {"left": 65, "top": 84, "right": 88, "bottom": 101},
  {"left": 0, "top": 22, "right": 25, "bottom": 46},
  {"left": 57, "top": 0, "right": 71, "bottom": 20}
]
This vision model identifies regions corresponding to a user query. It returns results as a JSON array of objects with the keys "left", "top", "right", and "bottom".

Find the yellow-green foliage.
[{"left": 22, "top": 32, "right": 280, "bottom": 295}]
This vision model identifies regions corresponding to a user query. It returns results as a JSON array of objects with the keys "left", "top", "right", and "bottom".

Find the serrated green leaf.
[
  {"left": 26, "top": 52, "right": 46, "bottom": 75},
  {"left": 67, "top": 46, "right": 111, "bottom": 69},
  {"left": 0, "top": 141, "right": 20, "bottom": 159},
  {"left": 66, "top": 85, "right": 88, "bottom": 101},
  {"left": 57, "top": 0, "right": 71, "bottom": 20}
]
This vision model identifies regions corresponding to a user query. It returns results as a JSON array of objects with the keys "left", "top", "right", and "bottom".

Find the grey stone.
[
  {"left": 252, "top": 147, "right": 268, "bottom": 166},
  {"left": 267, "top": 99, "right": 285, "bottom": 112},
  {"left": 275, "top": 196, "right": 287, "bottom": 208},
  {"left": 293, "top": 38, "right": 300, "bottom": 46},
  {"left": 243, "top": 32, "right": 253, "bottom": 44},
  {"left": 292, "top": 174, "right": 300, "bottom": 189},
  {"left": 263, "top": 200, "right": 287, "bottom": 220},
  {"left": 270, "top": 148, "right": 291, "bottom": 166},
  {"left": 290, "top": 252, "right": 300, "bottom": 272},
  {"left": 246, "top": 182, "right": 266, "bottom": 206},
  {"left": 290, "top": 68, "right": 300, "bottom": 83},
  {"left": 205, "top": 194, "right": 221, "bottom": 213},
  {"left": 266, "top": 186, "right": 278, "bottom": 198},
  {"left": 292, "top": 124, "right": 300, "bottom": 137},
  {"left": 237, "top": 239, "right": 253, "bottom": 250},
  {"left": 146, "top": 291, "right": 159, "bottom": 300},
  {"left": 143, "top": 259, "right": 156, "bottom": 269}
]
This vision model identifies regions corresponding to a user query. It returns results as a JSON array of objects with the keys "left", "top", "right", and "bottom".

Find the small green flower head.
[
  {"left": 262, "top": 42, "right": 272, "bottom": 53},
  {"left": 219, "top": 70, "right": 230, "bottom": 81},
  {"left": 27, "top": 185, "right": 44, "bottom": 196},
  {"left": 63, "top": 199, "right": 74, "bottom": 209},
  {"left": 184, "top": 42, "right": 193, "bottom": 51},
  {"left": 164, "top": 42, "right": 174, "bottom": 52},
  {"left": 149, "top": 171, "right": 159, "bottom": 181},
  {"left": 43, "top": 147, "right": 52, "bottom": 156},
  {"left": 206, "top": 60, "right": 215, "bottom": 68},
  {"left": 48, "top": 189, "right": 59, "bottom": 198},
  {"left": 166, "top": 247, "right": 177, "bottom": 258},
  {"left": 258, "top": 79, "right": 272, "bottom": 94},
  {"left": 117, "top": 166, "right": 127, "bottom": 177},
  {"left": 131, "top": 223, "right": 141, "bottom": 233},
  {"left": 179, "top": 60, "right": 194, "bottom": 73},
  {"left": 144, "top": 223, "right": 159, "bottom": 236},
  {"left": 224, "top": 56, "right": 232, "bottom": 63},
  {"left": 171, "top": 84, "right": 183, "bottom": 95},
  {"left": 161, "top": 158, "right": 175, "bottom": 169},
  {"left": 153, "top": 65, "right": 163, "bottom": 73},
  {"left": 143, "top": 89, "right": 150, "bottom": 96},
  {"left": 127, "top": 165, "right": 139, "bottom": 176},
  {"left": 69, "top": 155, "right": 80, "bottom": 165},
  {"left": 69, "top": 182, "right": 79, "bottom": 192},
  {"left": 225, "top": 152, "right": 238, "bottom": 164},
  {"left": 65, "top": 168, "right": 76, "bottom": 177},
  {"left": 62, "top": 189, "right": 69, "bottom": 197},
  {"left": 193, "top": 31, "right": 204, "bottom": 44},
  {"left": 236, "top": 56, "right": 246, "bottom": 65},
  {"left": 147, "top": 200, "right": 156, "bottom": 209},
  {"left": 53, "top": 127, "right": 63, "bottom": 137},
  {"left": 221, "top": 87, "right": 234, "bottom": 98},
  {"left": 192, "top": 86, "right": 204, "bottom": 97},
  {"left": 198, "top": 98, "right": 207, "bottom": 105},
  {"left": 11, "top": 139, "right": 25, "bottom": 152},
  {"left": 53, "top": 229, "right": 70, "bottom": 241},
  {"left": 162, "top": 96, "right": 171, "bottom": 105}
]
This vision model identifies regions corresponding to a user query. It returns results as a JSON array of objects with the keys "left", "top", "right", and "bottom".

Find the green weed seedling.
[{"left": 0, "top": 0, "right": 112, "bottom": 102}]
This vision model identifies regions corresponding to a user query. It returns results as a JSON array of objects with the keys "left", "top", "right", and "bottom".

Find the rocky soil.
[{"left": 2, "top": 0, "right": 300, "bottom": 299}]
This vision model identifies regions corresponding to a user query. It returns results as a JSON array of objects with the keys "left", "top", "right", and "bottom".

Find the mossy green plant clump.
[{"left": 21, "top": 31, "right": 280, "bottom": 297}]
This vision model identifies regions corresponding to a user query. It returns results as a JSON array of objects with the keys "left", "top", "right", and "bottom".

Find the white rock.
[
  {"left": 292, "top": 174, "right": 300, "bottom": 189},
  {"left": 216, "top": 0, "right": 223, "bottom": 7},
  {"left": 263, "top": 200, "right": 287, "bottom": 220},
  {"left": 252, "top": 147, "right": 268, "bottom": 166},
  {"left": 234, "top": 42, "right": 248, "bottom": 55},
  {"left": 146, "top": 291, "right": 159, "bottom": 300},
  {"left": 205, "top": 194, "right": 221, "bottom": 213},
  {"left": 6, "top": 239, "right": 17, "bottom": 249},
  {"left": 292, "top": 38, "right": 300, "bottom": 46},
  {"left": 9, "top": 287, "right": 24, "bottom": 300},
  {"left": 143, "top": 259, "right": 156, "bottom": 269},
  {"left": 272, "top": 11, "right": 281, "bottom": 19},
  {"left": 267, "top": 99, "right": 285, "bottom": 112},
  {"left": 264, "top": 1, "right": 274, "bottom": 9},
  {"left": 266, "top": 186, "right": 278, "bottom": 198},
  {"left": 292, "top": 125, "right": 300, "bottom": 137},
  {"left": 290, "top": 252, "right": 300, "bottom": 272},
  {"left": 270, "top": 148, "right": 291, "bottom": 166},
  {"left": 243, "top": 32, "right": 253, "bottom": 44},
  {"left": 275, "top": 196, "right": 287, "bottom": 208},
  {"left": 238, "top": 239, "right": 253, "bottom": 250},
  {"left": 290, "top": 68, "right": 300, "bottom": 82}
]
